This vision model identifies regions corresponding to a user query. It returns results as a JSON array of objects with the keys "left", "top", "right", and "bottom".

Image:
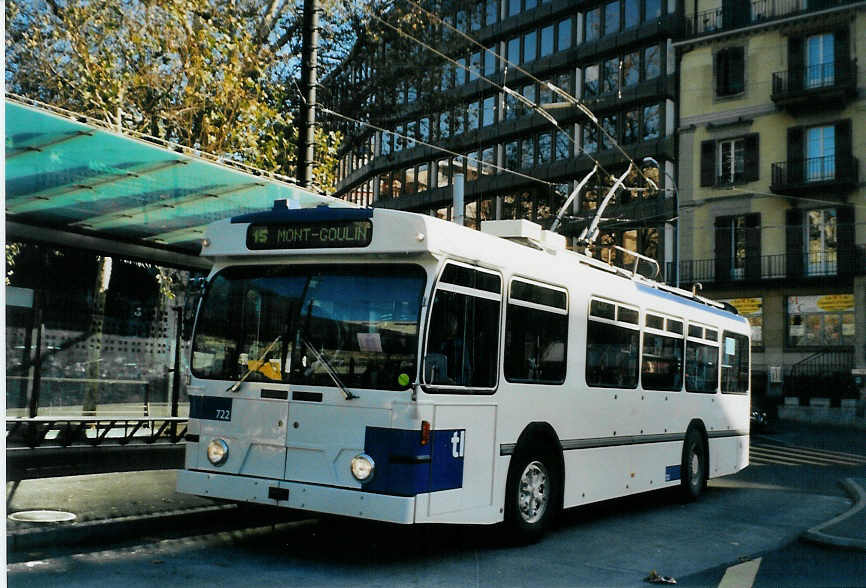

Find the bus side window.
[
  {"left": 685, "top": 325, "right": 719, "bottom": 393},
  {"left": 424, "top": 264, "right": 501, "bottom": 391},
  {"left": 505, "top": 279, "right": 568, "bottom": 384},
  {"left": 641, "top": 314, "right": 684, "bottom": 391},
  {"left": 721, "top": 331, "right": 749, "bottom": 393},
  {"left": 586, "top": 299, "right": 639, "bottom": 389}
]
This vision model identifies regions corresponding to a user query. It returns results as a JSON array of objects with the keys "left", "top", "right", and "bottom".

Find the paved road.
[{"left": 8, "top": 423, "right": 865, "bottom": 587}]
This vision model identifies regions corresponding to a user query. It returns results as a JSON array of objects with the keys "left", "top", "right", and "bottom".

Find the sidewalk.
[
  {"left": 6, "top": 471, "right": 866, "bottom": 553},
  {"left": 6, "top": 470, "right": 232, "bottom": 552}
]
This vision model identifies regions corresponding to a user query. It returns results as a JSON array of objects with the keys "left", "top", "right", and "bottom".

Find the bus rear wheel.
[
  {"left": 680, "top": 428, "right": 707, "bottom": 501},
  {"left": 505, "top": 450, "right": 559, "bottom": 543}
]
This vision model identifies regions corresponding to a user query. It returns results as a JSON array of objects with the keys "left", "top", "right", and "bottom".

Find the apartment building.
[{"left": 675, "top": 0, "right": 865, "bottom": 401}]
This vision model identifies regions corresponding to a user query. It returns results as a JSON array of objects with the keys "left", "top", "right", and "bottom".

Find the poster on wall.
[
  {"left": 720, "top": 297, "right": 763, "bottom": 346},
  {"left": 787, "top": 294, "right": 855, "bottom": 347}
]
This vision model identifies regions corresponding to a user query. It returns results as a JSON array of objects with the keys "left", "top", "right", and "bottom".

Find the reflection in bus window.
[
  {"left": 505, "top": 280, "right": 568, "bottom": 384},
  {"left": 586, "top": 301, "right": 639, "bottom": 388},
  {"left": 191, "top": 264, "right": 426, "bottom": 391},
  {"left": 425, "top": 265, "right": 501, "bottom": 391},
  {"left": 721, "top": 331, "right": 749, "bottom": 393},
  {"left": 685, "top": 339, "right": 719, "bottom": 393},
  {"left": 641, "top": 331, "right": 683, "bottom": 391}
]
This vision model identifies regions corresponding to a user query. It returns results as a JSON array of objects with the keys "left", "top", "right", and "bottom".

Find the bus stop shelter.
[{"left": 5, "top": 95, "right": 344, "bottom": 477}]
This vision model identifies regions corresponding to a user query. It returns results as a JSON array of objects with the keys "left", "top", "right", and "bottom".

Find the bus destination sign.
[{"left": 246, "top": 220, "right": 373, "bottom": 250}]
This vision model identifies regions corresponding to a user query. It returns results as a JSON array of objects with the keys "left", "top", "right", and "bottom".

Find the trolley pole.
[{"left": 297, "top": 0, "right": 320, "bottom": 189}]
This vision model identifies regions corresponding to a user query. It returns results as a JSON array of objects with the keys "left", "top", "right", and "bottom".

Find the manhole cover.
[{"left": 9, "top": 510, "right": 77, "bottom": 523}]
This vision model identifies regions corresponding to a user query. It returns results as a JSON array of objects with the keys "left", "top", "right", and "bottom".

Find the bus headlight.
[
  {"left": 207, "top": 438, "right": 229, "bottom": 466},
  {"left": 350, "top": 453, "right": 375, "bottom": 482}
]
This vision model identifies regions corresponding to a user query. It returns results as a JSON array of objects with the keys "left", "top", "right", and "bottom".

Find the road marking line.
[{"left": 718, "top": 557, "right": 762, "bottom": 588}]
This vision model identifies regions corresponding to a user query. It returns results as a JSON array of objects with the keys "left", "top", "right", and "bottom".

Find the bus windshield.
[{"left": 191, "top": 264, "right": 426, "bottom": 391}]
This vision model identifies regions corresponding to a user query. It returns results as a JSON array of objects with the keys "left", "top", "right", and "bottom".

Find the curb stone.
[{"left": 801, "top": 478, "right": 866, "bottom": 552}]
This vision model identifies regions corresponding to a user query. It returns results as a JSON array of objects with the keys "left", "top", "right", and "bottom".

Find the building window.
[
  {"left": 715, "top": 46, "right": 745, "bottom": 96},
  {"left": 470, "top": 1, "right": 483, "bottom": 30},
  {"left": 523, "top": 30, "right": 537, "bottom": 63},
  {"left": 507, "top": 37, "right": 520, "bottom": 65},
  {"left": 715, "top": 213, "right": 760, "bottom": 281},
  {"left": 642, "top": 104, "right": 660, "bottom": 140},
  {"left": 585, "top": 7, "right": 601, "bottom": 41},
  {"left": 505, "top": 140, "right": 519, "bottom": 169},
  {"left": 469, "top": 51, "right": 482, "bottom": 81},
  {"left": 467, "top": 100, "right": 480, "bottom": 130},
  {"left": 700, "top": 134, "right": 758, "bottom": 187},
  {"left": 718, "top": 138, "right": 744, "bottom": 185},
  {"left": 417, "top": 163, "right": 429, "bottom": 192},
  {"left": 539, "top": 80, "right": 553, "bottom": 105},
  {"left": 508, "top": 0, "right": 520, "bottom": 17},
  {"left": 482, "top": 146, "right": 496, "bottom": 175},
  {"left": 806, "top": 125, "right": 835, "bottom": 181},
  {"left": 604, "top": 1, "right": 620, "bottom": 35},
  {"left": 602, "top": 57, "right": 619, "bottom": 94},
  {"left": 437, "top": 159, "right": 450, "bottom": 188},
  {"left": 521, "top": 137, "right": 535, "bottom": 168},
  {"left": 583, "top": 125, "right": 598, "bottom": 153},
  {"left": 484, "top": 46, "right": 497, "bottom": 76},
  {"left": 625, "top": 0, "right": 640, "bottom": 29},
  {"left": 806, "top": 33, "right": 834, "bottom": 88},
  {"left": 644, "top": 44, "right": 660, "bottom": 80},
  {"left": 554, "top": 129, "right": 571, "bottom": 159},
  {"left": 541, "top": 24, "right": 554, "bottom": 57},
  {"left": 482, "top": 96, "right": 496, "bottom": 127},
  {"left": 538, "top": 132, "right": 552, "bottom": 164},
  {"left": 623, "top": 51, "right": 640, "bottom": 87},
  {"left": 788, "top": 294, "right": 854, "bottom": 347},
  {"left": 601, "top": 115, "right": 617, "bottom": 150},
  {"left": 557, "top": 18, "right": 572, "bottom": 51},
  {"left": 486, "top": 0, "right": 499, "bottom": 25},
  {"left": 623, "top": 109, "right": 640, "bottom": 143},
  {"left": 720, "top": 298, "right": 763, "bottom": 346},
  {"left": 453, "top": 107, "right": 465, "bottom": 135},
  {"left": 645, "top": 0, "right": 661, "bottom": 21},
  {"left": 584, "top": 64, "right": 599, "bottom": 98},
  {"left": 805, "top": 208, "right": 837, "bottom": 276}
]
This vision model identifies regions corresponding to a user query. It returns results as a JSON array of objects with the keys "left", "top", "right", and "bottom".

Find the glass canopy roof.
[{"left": 5, "top": 96, "right": 346, "bottom": 267}]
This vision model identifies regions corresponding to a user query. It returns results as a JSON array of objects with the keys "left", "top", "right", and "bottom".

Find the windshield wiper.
[
  {"left": 227, "top": 335, "right": 281, "bottom": 393},
  {"left": 301, "top": 336, "right": 358, "bottom": 400}
]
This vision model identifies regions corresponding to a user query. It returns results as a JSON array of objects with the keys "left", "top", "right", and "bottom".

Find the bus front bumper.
[{"left": 177, "top": 469, "right": 416, "bottom": 524}]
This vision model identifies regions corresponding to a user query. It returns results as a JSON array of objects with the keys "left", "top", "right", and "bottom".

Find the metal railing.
[
  {"left": 771, "top": 155, "right": 857, "bottom": 189},
  {"left": 785, "top": 349, "right": 856, "bottom": 404},
  {"left": 772, "top": 60, "right": 855, "bottom": 96},
  {"left": 685, "top": 0, "right": 859, "bottom": 37},
  {"left": 667, "top": 249, "right": 864, "bottom": 285}
]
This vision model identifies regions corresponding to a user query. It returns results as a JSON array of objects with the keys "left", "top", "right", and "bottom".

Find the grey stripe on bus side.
[{"left": 499, "top": 429, "right": 748, "bottom": 456}]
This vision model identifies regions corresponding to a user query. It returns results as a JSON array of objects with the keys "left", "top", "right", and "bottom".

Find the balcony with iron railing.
[
  {"left": 770, "top": 155, "right": 859, "bottom": 195},
  {"left": 771, "top": 60, "right": 857, "bottom": 109},
  {"left": 666, "top": 249, "right": 865, "bottom": 286},
  {"left": 685, "top": 0, "right": 860, "bottom": 38}
]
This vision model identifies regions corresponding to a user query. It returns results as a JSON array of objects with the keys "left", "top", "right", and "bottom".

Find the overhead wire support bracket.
[{"left": 577, "top": 164, "right": 633, "bottom": 251}]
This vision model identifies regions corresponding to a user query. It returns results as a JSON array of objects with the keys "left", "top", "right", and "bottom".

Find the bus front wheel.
[
  {"left": 504, "top": 449, "right": 559, "bottom": 543},
  {"left": 680, "top": 428, "right": 707, "bottom": 501}
]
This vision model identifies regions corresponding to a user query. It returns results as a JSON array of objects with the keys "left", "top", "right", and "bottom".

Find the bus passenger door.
[{"left": 426, "top": 404, "right": 497, "bottom": 519}]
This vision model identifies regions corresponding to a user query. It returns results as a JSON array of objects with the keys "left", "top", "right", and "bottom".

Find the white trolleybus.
[{"left": 178, "top": 200, "right": 751, "bottom": 541}]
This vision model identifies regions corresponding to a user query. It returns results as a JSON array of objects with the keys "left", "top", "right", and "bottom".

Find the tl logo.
[{"left": 450, "top": 430, "right": 465, "bottom": 458}]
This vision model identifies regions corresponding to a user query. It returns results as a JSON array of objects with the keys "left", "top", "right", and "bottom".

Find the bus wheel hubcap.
[
  {"left": 518, "top": 461, "right": 549, "bottom": 524},
  {"left": 690, "top": 450, "right": 700, "bottom": 485}
]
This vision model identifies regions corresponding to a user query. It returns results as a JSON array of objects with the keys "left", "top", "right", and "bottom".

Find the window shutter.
[
  {"left": 729, "top": 47, "right": 745, "bottom": 94},
  {"left": 785, "top": 209, "right": 804, "bottom": 278},
  {"left": 788, "top": 36, "right": 804, "bottom": 91},
  {"left": 835, "top": 119, "right": 852, "bottom": 180},
  {"left": 700, "top": 140, "right": 716, "bottom": 187},
  {"left": 745, "top": 213, "right": 761, "bottom": 279},
  {"left": 786, "top": 126, "right": 804, "bottom": 184},
  {"left": 835, "top": 28, "right": 850, "bottom": 80},
  {"left": 837, "top": 205, "right": 855, "bottom": 276},
  {"left": 743, "top": 133, "right": 759, "bottom": 182},
  {"left": 715, "top": 49, "right": 728, "bottom": 96},
  {"left": 715, "top": 216, "right": 732, "bottom": 282}
]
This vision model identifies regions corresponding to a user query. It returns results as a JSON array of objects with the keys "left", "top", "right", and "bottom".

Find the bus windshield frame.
[{"left": 191, "top": 263, "right": 427, "bottom": 391}]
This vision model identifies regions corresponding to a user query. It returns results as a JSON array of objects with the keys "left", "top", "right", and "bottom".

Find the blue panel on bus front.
[
  {"left": 231, "top": 203, "right": 373, "bottom": 224},
  {"left": 363, "top": 427, "right": 465, "bottom": 496}
]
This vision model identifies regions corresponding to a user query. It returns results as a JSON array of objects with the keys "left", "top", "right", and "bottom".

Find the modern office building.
[
  {"left": 326, "top": 0, "right": 683, "bottom": 269},
  {"left": 675, "top": 0, "right": 865, "bottom": 402}
]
